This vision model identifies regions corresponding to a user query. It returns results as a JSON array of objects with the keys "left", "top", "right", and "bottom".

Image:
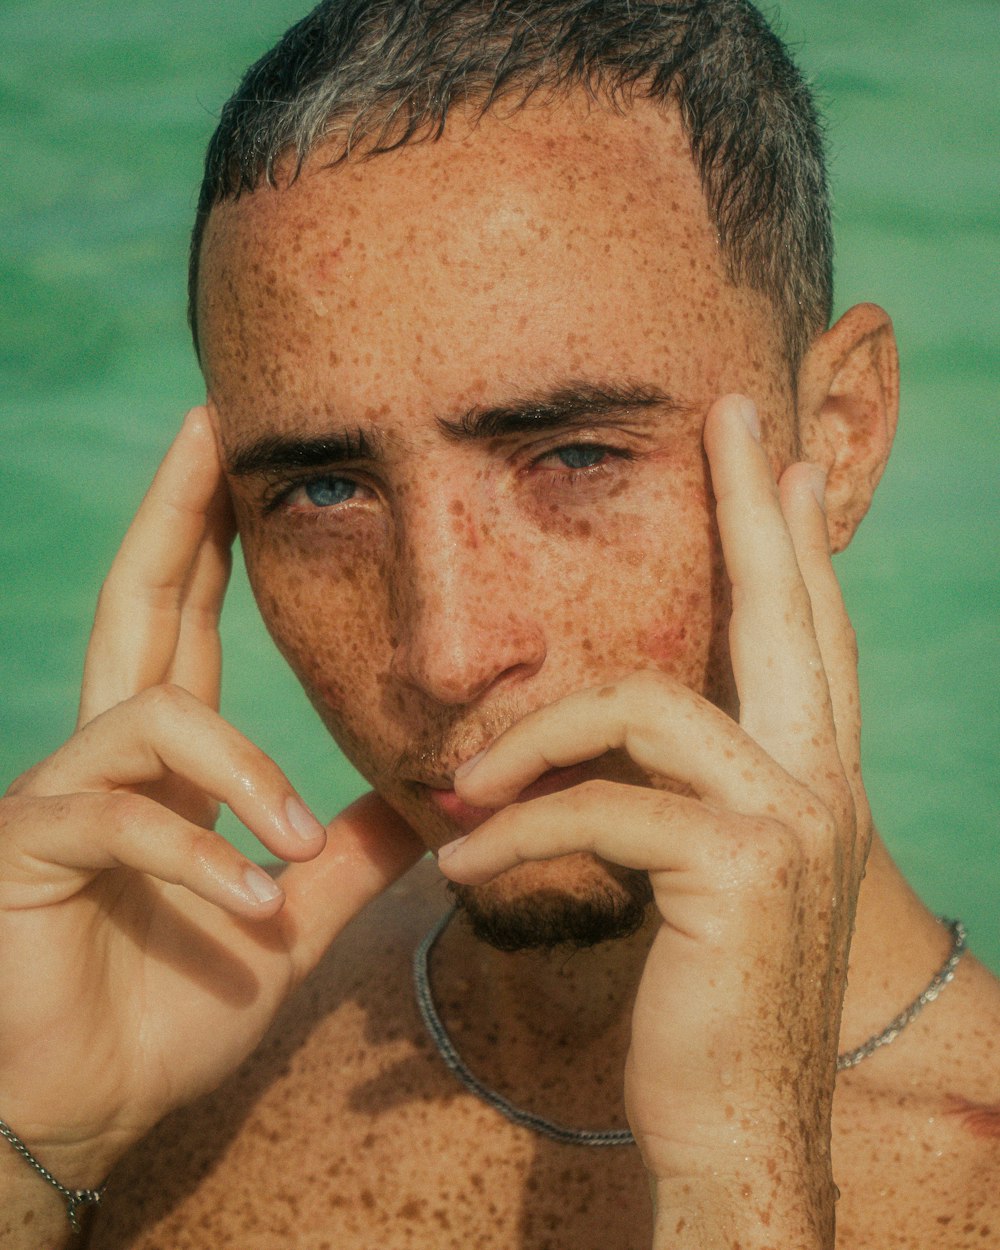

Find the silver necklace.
[{"left": 413, "top": 910, "right": 967, "bottom": 1147}]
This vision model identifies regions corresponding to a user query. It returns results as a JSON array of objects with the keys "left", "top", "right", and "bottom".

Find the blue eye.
[
  {"left": 555, "top": 445, "right": 607, "bottom": 470},
  {"left": 304, "top": 476, "right": 356, "bottom": 507}
]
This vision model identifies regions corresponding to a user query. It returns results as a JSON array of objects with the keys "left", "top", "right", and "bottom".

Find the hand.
[
  {"left": 0, "top": 409, "right": 423, "bottom": 1194},
  {"left": 438, "top": 394, "right": 869, "bottom": 1248}
]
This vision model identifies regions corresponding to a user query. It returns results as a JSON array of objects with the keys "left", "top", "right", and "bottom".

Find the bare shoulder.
[
  {"left": 88, "top": 856, "right": 452, "bottom": 1248},
  {"left": 834, "top": 953, "right": 1000, "bottom": 1250}
]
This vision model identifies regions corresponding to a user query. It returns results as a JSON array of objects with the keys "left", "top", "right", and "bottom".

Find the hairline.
[{"left": 191, "top": 84, "right": 809, "bottom": 387}]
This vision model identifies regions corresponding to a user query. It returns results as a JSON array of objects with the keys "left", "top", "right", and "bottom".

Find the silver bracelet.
[{"left": 0, "top": 1116, "right": 106, "bottom": 1234}]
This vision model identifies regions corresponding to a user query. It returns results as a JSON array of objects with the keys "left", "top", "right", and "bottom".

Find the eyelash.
[
  {"left": 262, "top": 475, "right": 364, "bottom": 515},
  {"left": 262, "top": 442, "right": 633, "bottom": 515},
  {"left": 530, "top": 443, "right": 632, "bottom": 483}
]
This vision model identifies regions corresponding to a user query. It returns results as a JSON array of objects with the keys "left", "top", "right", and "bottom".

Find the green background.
[{"left": 2, "top": 1, "right": 997, "bottom": 969}]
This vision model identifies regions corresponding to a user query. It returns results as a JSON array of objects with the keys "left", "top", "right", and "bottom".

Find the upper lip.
[
  {"left": 411, "top": 759, "right": 607, "bottom": 798},
  {"left": 403, "top": 745, "right": 497, "bottom": 790},
  {"left": 407, "top": 765, "right": 477, "bottom": 790}
]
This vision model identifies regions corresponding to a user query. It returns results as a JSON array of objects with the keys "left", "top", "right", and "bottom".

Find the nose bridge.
[{"left": 389, "top": 478, "right": 545, "bottom": 704}]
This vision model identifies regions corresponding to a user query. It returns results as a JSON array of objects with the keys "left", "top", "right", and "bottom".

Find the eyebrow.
[
  {"left": 226, "top": 426, "right": 382, "bottom": 477},
  {"left": 225, "top": 380, "right": 681, "bottom": 477},
  {"left": 438, "top": 381, "right": 681, "bottom": 440}
]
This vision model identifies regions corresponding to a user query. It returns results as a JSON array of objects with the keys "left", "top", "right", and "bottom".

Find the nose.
[{"left": 388, "top": 496, "right": 547, "bottom": 706}]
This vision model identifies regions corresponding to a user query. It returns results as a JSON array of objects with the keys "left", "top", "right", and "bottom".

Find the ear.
[{"left": 796, "top": 303, "right": 899, "bottom": 552}]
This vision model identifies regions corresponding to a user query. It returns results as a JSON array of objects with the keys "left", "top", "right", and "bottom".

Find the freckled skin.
[
  {"left": 200, "top": 102, "right": 783, "bottom": 872},
  {"left": 84, "top": 99, "right": 1000, "bottom": 1249}
]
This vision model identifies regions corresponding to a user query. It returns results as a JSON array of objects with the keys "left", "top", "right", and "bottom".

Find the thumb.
[{"left": 276, "top": 792, "right": 425, "bottom": 980}]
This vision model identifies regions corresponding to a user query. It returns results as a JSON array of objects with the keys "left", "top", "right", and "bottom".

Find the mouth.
[{"left": 419, "top": 762, "right": 601, "bottom": 836}]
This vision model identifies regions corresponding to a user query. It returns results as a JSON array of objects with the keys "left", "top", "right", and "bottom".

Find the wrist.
[{"left": 651, "top": 1166, "right": 836, "bottom": 1250}]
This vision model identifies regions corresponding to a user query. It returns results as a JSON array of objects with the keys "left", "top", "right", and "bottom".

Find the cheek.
[
  {"left": 238, "top": 514, "right": 394, "bottom": 727},
  {"left": 552, "top": 462, "right": 718, "bottom": 689}
]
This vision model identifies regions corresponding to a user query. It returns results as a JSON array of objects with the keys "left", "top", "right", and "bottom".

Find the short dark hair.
[{"left": 190, "top": 0, "right": 832, "bottom": 372}]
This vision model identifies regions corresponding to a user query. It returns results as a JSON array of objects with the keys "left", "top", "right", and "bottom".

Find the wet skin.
[
  {"left": 5, "top": 90, "right": 997, "bottom": 1250},
  {"left": 198, "top": 99, "right": 798, "bottom": 916}
]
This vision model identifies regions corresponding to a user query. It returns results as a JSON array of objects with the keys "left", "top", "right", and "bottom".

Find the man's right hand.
[{"left": 0, "top": 408, "right": 423, "bottom": 1224}]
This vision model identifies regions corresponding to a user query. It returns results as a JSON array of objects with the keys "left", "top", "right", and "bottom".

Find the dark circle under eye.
[
  {"left": 305, "top": 477, "right": 356, "bottom": 507},
  {"left": 556, "top": 445, "right": 606, "bottom": 470}
]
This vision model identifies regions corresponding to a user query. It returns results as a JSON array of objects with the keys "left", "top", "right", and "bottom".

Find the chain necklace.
[
  {"left": 414, "top": 910, "right": 967, "bottom": 1147},
  {"left": 0, "top": 1118, "right": 106, "bottom": 1232}
]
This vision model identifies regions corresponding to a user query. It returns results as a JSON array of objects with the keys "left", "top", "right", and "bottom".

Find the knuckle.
[
  {"left": 138, "top": 682, "right": 191, "bottom": 718},
  {"left": 615, "top": 669, "right": 682, "bottom": 726},
  {"left": 571, "top": 777, "right": 614, "bottom": 804},
  {"left": 756, "top": 820, "right": 805, "bottom": 878},
  {"left": 180, "top": 823, "right": 224, "bottom": 870},
  {"left": 715, "top": 817, "right": 805, "bottom": 894},
  {"left": 104, "top": 789, "right": 155, "bottom": 836},
  {"left": 806, "top": 803, "right": 839, "bottom": 849}
]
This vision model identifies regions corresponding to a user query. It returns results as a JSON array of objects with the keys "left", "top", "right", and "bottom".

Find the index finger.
[
  {"left": 704, "top": 394, "right": 839, "bottom": 794},
  {"left": 78, "top": 407, "right": 232, "bottom": 725}
]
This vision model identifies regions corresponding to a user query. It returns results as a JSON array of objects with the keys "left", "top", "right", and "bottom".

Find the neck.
[
  {"left": 430, "top": 833, "right": 946, "bottom": 1128},
  {"left": 837, "top": 832, "right": 955, "bottom": 1057},
  {"left": 434, "top": 901, "right": 656, "bottom": 1129}
]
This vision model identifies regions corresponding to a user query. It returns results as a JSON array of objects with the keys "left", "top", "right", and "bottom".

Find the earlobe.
[{"left": 796, "top": 303, "right": 899, "bottom": 552}]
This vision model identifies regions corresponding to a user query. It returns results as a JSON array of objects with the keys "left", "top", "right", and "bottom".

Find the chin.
[{"left": 447, "top": 853, "right": 653, "bottom": 952}]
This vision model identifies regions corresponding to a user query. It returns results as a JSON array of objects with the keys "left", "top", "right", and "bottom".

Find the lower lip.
[{"left": 425, "top": 763, "right": 596, "bottom": 835}]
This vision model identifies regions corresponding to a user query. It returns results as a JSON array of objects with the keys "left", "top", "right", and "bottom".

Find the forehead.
[{"left": 198, "top": 98, "right": 783, "bottom": 432}]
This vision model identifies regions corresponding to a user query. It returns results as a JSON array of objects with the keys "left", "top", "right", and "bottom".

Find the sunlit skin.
[
  {"left": 200, "top": 101, "right": 794, "bottom": 923},
  {"left": 2, "top": 88, "right": 999, "bottom": 1250}
]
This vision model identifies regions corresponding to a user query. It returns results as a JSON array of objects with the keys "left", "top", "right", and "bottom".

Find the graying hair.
[{"left": 190, "top": 0, "right": 833, "bottom": 371}]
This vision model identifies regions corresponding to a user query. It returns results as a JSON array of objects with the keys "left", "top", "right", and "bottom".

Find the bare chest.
[
  {"left": 93, "top": 1026, "right": 653, "bottom": 1249},
  {"left": 91, "top": 1030, "right": 997, "bottom": 1250},
  {"left": 88, "top": 885, "right": 999, "bottom": 1250}
]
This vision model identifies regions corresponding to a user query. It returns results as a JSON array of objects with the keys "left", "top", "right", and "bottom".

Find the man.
[{"left": 1, "top": 2, "right": 997, "bottom": 1247}]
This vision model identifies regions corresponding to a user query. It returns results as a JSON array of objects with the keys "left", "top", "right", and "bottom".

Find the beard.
[{"left": 447, "top": 859, "right": 654, "bottom": 952}]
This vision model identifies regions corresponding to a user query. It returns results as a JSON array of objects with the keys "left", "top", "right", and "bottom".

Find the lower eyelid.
[{"left": 264, "top": 478, "right": 362, "bottom": 514}]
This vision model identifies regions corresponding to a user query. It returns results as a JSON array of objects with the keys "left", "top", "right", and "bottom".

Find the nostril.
[{"left": 389, "top": 618, "right": 546, "bottom": 707}]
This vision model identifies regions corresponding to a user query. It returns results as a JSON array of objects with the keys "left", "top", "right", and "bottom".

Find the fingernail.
[
  {"left": 286, "top": 796, "right": 326, "bottom": 843},
  {"left": 244, "top": 866, "right": 282, "bottom": 904},
  {"left": 807, "top": 465, "right": 827, "bottom": 512},
  {"left": 437, "top": 836, "right": 469, "bottom": 862},
  {"left": 732, "top": 396, "right": 761, "bottom": 442},
  {"left": 455, "top": 750, "right": 487, "bottom": 780}
]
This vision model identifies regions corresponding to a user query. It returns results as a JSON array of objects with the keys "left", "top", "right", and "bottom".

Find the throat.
[{"left": 424, "top": 904, "right": 657, "bottom": 1132}]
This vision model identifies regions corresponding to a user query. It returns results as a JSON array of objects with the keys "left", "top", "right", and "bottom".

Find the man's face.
[{"left": 198, "top": 98, "right": 794, "bottom": 937}]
